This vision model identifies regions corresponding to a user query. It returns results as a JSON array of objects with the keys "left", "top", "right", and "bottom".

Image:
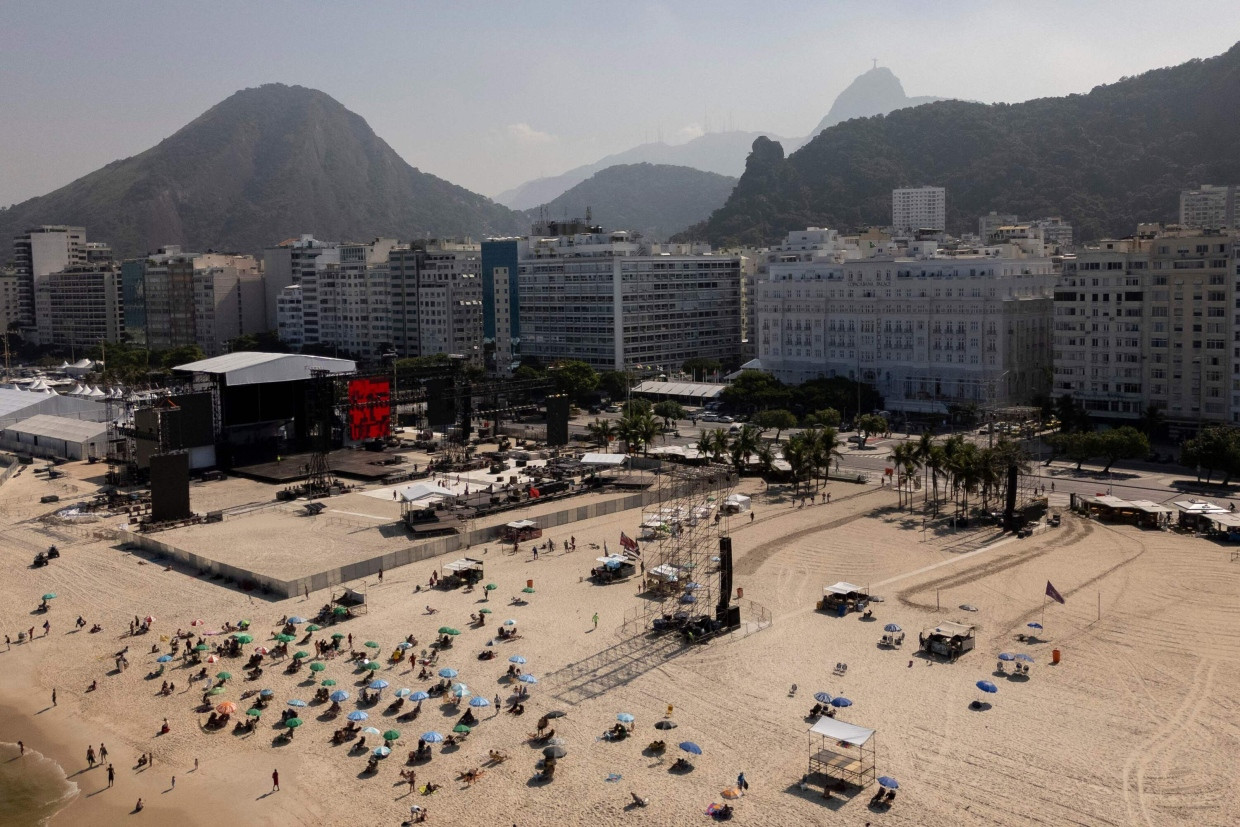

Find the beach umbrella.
[
  {"left": 998, "top": 653, "right": 1016, "bottom": 662},
  {"left": 383, "top": 729, "right": 401, "bottom": 742},
  {"left": 372, "top": 746, "right": 391, "bottom": 757},
  {"left": 883, "top": 623, "right": 902, "bottom": 633},
  {"left": 42, "top": 593, "right": 57, "bottom": 601},
  {"left": 519, "top": 674, "right": 537, "bottom": 684},
  {"left": 617, "top": 713, "right": 635, "bottom": 723},
  {"left": 679, "top": 594, "right": 696, "bottom": 604},
  {"left": 285, "top": 718, "right": 303, "bottom": 728},
  {"left": 469, "top": 696, "right": 490, "bottom": 708},
  {"left": 478, "top": 608, "right": 492, "bottom": 615},
  {"left": 190, "top": 619, "right": 205, "bottom": 626},
  {"left": 232, "top": 633, "right": 253, "bottom": 644},
  {"left": 275, "top": 634, "right": 295, "bottom": 643},
  {"left": 1014, "top": 653, "right": 1035, "bottom": 663},
  {"left": 293, "top": 650, "right": 310, "bottom": 659},
  {"left": 286, "top": 699, "right": 307, "bottom": 708},
  {"left": 503, "top": 619, "right": 517, "bottom": 626},
  {"left": 437, "top": 627, "right": 461, "bottom": 636},
  {"left": 960, "top": 604, "right": 978, "bottom": 612},
  {"left": 288, "top": 617, "right": 306, "bottom": 624},
  {"left": 684, "top": 582, "right": 702, "bottom": 591},
  {"left": 216, "top": 671, "right": 232, "bottom": 681},
  {"left": 878, "top": 776, "right": 900, "bottom": 790},
  {"left": 453, "top": 724, "right": 472, "bottom": 734},
  {"left": 144, "top": 615, "right": 155, "bottom": 624},
  {"left": 485, "top": 583, "right": 497, "bottom": 591},
  {"left": 395, "top": 688, "right": 412, "bottom": 699},
  {"left": 543, "top": 745, "right": 567, "bottom": 759},
  {"left": 369, "top": 679, "right": 390, "bottom": 690},
  {"left": 208, "top": 686, "right": 226, "bottom": 696},
  {"left": 206, "top": 655, "right": 220, "bottom": 663},
  {"left": 545, "top": 710, "right": 567, "bottom": 719},
  {"left": 976, "top": 680, "right": 998, "bottom": 694},
  {"left": 396, "top": 642, "right": 414, "bottom": 650},
  {"left": 310, "top": 662, "right": 326, "bottom": 673},
  {"left": 722, "top": 788, "right": 742, "bottom": 799},
  {"left": 438, "top": 668, "right": 459, "bottom": 678},
  {"left": 194, "top": 644, "right": 209, "bottom": 652},
  {"left": 363, "top": 661, "right": 381, "bottom": 671},
  {"left": 238, "top": 620, "right": 250, "bottom": 629},
  {"left": 245, "top": 708, "right": 262, "bottom": 717},
  {"left": 678, "top": 741, "right": 702, "bottom": 755},
  {"left": 330, "top": 690, "right": 350, "bottom": 703},
  {"left": 1026, "top": 622, "right": 1043, "bottom": 630},
  {"left": 321, "top": 679, "right": 337, "bottom": 687},
  {"left": 332, "top": 607, "right": 348, "bottom": 616},
  {"left": 330, "top": 633, "right": 345, "bottom": 640},
  {"left": 521, "top": 587, "right": 535, "bottom": 594},
  {"left": 452, "top": 682, "right": 469, "bottom": 693},
  {"left": 409, "top": 691, "right": 429, "bottom": 702},
  {"left": 259, "top": 688, "right": 274, "bottom": 697},
  {"left": 156, "top": 654, "right": 173, "bottom": 663},
  {"left": 362, "top": 726, "right": 381, "bottom": 736},
  {"left": 452, "top": 686, "right": 471, "bottom": 698},
  {"left": 216, "top": 701, "right": 237, "bottom": 715},
  {"left": 364, "top": 641, "right": 380, "bottom": 649},
  {"left": 509, "top": 655, "right": 527, "bottom": 664},
  {"left": 305, "top": 624, "right": 322, "bottom": 632},
  {"left": 830, "top": 697, "right": 853, "bottom": 708},
  {"left": 421, "top": 731, "right": 444, "bottom": 743},
  {"left": 813, "top": 692, "right": 832, "bottom": 704},
  {"left": 654, "top": 720, "right": 677, "bottom": 730},
  {"left": 347, "top": 711, "right": 368, "bottom": 722},
  {"left": 254, "top": 646, "right": 269, "bottom": 655}
]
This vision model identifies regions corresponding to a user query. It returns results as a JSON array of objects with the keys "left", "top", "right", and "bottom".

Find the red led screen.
[{"left": 348, "top": 377, "right": 391, "bottom": 441}]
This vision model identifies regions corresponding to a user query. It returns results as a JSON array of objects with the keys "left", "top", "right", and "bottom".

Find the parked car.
[
  {"left": 700, "top": 413, "right": 721, "bottom": 423},
  {"left": 847, "top": 435, "right": 867, "bottom": 446},
  {"left": 715, "top": 415, "right": 734, "bottom": 423}
]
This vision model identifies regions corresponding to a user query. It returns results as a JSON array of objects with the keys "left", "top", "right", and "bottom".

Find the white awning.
[
  {"left": 649, "top": 564, "right": 680, "bottom": 581},
  {"left": 443, "top": 558, "right": 483, "bottom": 573},
  {"left": 396, "top": 482, "right": 456, "bottom": 503},
  {"left": 824, "top": 581, "right": 865, "bottom": 595},
  {"left": 1126, "top": 499, "right": 1173, "bottom": 514},
  {"left": 581, "top": 452, "right": 627, "bottom": 466},
  {"left": 506, "top": 519, "right": 537, "bottom": 529},
  {"left": 809, "top": 716, "right": 875, "bottom": 746}
]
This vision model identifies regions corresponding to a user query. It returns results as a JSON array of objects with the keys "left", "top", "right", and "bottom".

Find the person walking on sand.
[
  {"left": 271, "top": 768, "right": 279, "bottom": 791},
  {"left": 52, "top": 688, "right": 56, "bottom": 706},
  {"left": 737, "top": 771, "right": 748, "bottom": 792},
  {"left": 107, "top": 764, "right": 115, "bottom": 787},
  {"left": 87, "top": 745, "right": 96, "bottom": 767},
  {"left": 592, "top": 613, "right": 599, "bottom": 630},
  {"left": 172, "top": 775, "right": 176, "bottom": 789},
  {"left": 100, "top": 743, "right": 108, "bottom": 762},
  {"left": 17, "top": 740, "right": 23, "bottom": 756}
]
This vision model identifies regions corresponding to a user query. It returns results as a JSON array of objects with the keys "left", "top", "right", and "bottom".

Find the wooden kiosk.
[{"left": 807, "top": 716, "right": 877, "bottom": 789}]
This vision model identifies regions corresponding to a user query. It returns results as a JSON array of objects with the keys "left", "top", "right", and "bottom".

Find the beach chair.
[
  {"left": 833, "top": 663, "right": 847, "bottom": 676},
  {"left": 997, "top": 661, "right": 1006, "bottom": 673}
]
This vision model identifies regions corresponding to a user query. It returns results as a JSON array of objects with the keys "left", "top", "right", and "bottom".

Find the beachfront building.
[
  {"left": 892, "top": 186, "right": 945, "bottom": 234},
  {"left": 1053, "top": 226, "right": 1239, "bottom": 431},
  {"left": 192, "top": 255, "right": 266, "bottom": 356},
  {"left": 262, "top": 235, "right": 340, "bottom": 330},
  {"left": 1179, "top": 184, "right": 1237, "bottom": 230},
  {"left": 755, "top": 230, "right": 1056, "bottom": 414},
  {"left": 138, "top": 252, "right": 263, "bottom": 353},
  {"left": 388, "top": 241, "right": 484, "bottom": 365},
  {"left": 510, "top": 220, "right": 742, "bottom": 372},
  {"left": 36, "top": 263, "right": 124, "bottom": 351},
  {"left": 11, "top": 225, "right": 87, "bottom": 334}
]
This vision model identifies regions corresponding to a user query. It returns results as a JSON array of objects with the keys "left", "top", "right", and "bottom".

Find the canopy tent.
[
  {"left": 919, "top": 621, "right": 975, "bottom": 660},
  {"left": 807, "top": 715, "right": 877, "bottom": 789},
  {"left": 723, "top": 493, "right": 751, "bottom": 513},
  {"left": 506, "top": 519, "right": 536, "bottom": 530},
  {"left": 396, "top": 482, "right": 457, "bottom": 505},
  {"left": 442, "top": 558, "right": 484, "bottom": 574},
  {"left": 500, "top": 519, "right": 542, "bottom": 542},
  {"left": 580, "top": 453, "right": 627, "bottom": 466},
  {"left": 824, "top": 581, "right": 865, "bottom": 597},
  {"left": 439, "top": 557, "right": 485, "bottom": 586},
  {"left": 1174, "top": 499, "right": 1230, "bottom": 531}
]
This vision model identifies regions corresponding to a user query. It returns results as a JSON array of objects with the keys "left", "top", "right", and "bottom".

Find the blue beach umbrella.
[
  {"left": 287, "top": 616, "right": 306, "bottom": 624},
  {"left": 617, "top": 713, "right": 635, "bottom": 723},
  {"left": 394, "top": 688, "right": 412, "bottom": 698},
  {"left": 469, "top": 696, "right": 490, "bottom": 708},
  {"left": 156, "top": 655, "right": 173, "bottom": 663},
  {"left": 1014, "top": 653, "right": 1035, "bottom": 663},
  {"left": 329, "top": 690, "right": 349, "bottom": 703},
  {"left": 976, "top": 680, "right": 998, "bottom": 694},
  {"left": 878, "top": 776, "right": 899, "bottom": 790},
  {"left": 421, "top": 731, "right": 444, "bottom": 743},
  {"left": 409, "top": 691, "right": 429, "bottom": 702},
  {"left": 813, "top": 692, "right": 832, "bottom": 704},
  {"left": 438, "top": 668, "right": 458, "bottom": 679},
  {"left": 286, "top": 699, "right": 307, "bottom": 708},
  {"left": 259, "top": 688, "right": 274, "bottom": 697},
  {"left": 998, "top": 653, "right": 1016, "bottom": 662},
  {"left": 883, "top": 623, "right": 902, "bottom": 633},
  {"left": 830, "top": 697, "right": 852, "bottom": 708},
  {"left": 519, "top": 674, "right": 538, "bottom": 684},
  {"left": 347, "top": 710, "right": 369, "bottom": 722},
  {"left": 508, "top": 655, "right": 526, "bottom": 664},
  {"left": 372, "top": 746, "right": 391, "bottom": 757},
  {"left": 369, "top": 679, "right": 390, "bottom": 690},
  {"left": 678, "top": 741, "right": 702, "bottom": 755},
  {"left": 1026, "top": 622, "right": 1043, "bottom": 630}
]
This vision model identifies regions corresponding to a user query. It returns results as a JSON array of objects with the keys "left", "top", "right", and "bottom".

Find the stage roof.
[
  {"left": 809, "top": 716, "right": 875, "bottom": 746},
  {"left": 173, "top": 353, "right": 356, "bottom": 386}
]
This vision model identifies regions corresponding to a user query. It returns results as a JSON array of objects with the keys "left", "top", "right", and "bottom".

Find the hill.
[
  {"left": 682, "top": 44, "right": 1240, "bottom": 247},
  {"left": 804, "top": 66, "right": 945, "bottom": 141},
  {"left": 495, "top": 131, "right": 776, "bottom": 210},
  {"left": 0, "top": 84, "right": 524, "bottom": 258},
  {"left": 525, "top": 164, "right": 737, "bottom": 240}
]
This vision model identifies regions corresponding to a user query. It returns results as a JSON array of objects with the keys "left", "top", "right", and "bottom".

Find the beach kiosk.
[
  {"left": 1174, "top": 500, "right": 1230, "bottom": 533},
  {"left": 807, "top": 716, "right": 877, "bottom": 790},
  {"left": 439, "top": 557, "right": 485, "bottom": 589},
  {"left": 919, "top": 620, "right": 976, "bottom": 660},
  {"left": 590, "top": 554, "right": 637, "bottom": 583},
  {"left": 500, "top": 519, "right": 542, "bottom": 543},
  {"left": 817, "top": 582, "right": 870, "bottom": 615}
]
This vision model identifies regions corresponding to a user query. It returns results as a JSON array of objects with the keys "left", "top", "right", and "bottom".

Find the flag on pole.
[
  {"left": 620, "top": 532, "right": 638, "bottom": 552},
  {"left": 1045, "top": 581, "right": 1065, "bottom": 604}
]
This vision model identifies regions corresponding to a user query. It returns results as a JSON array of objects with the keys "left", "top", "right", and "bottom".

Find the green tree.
[
  {"left": 729, "top": 424, "right": 762, "bottom": 473},
  {"left": 805, "top": 407, "right": 841, "bottom": 428},
  {"left": 551, "top": 360, "right": 599, "bottom": 402},
  {"left": 783, "top": 432, "right": 814, "bottom": 498},
  {"left": 616, "top": 410, "right": 661, "bottom": 456},
  {"left": 586, "top": 418, "right": 616, "bottom": 451},
  {"left": 805, "top": 426, "right": 842, "bottom": 490},
  {"left": 622, "top": 397, "right": 653, "bottom": 417},
  {"left": 160, "top": 344, "right": 205, "bottom": 370},
  {"left": 855, "top": 413, "right": 888, "bottom": 444},
  {"left": 1098, "top": 426, "right": 1150, "bottom": 473},
  {"left": 599, "top": 370, "right": 635, "bottom": 401},
  {"left": 682, "top": 357, "right": 722, "bottom": 380},
  {"left": 1181, "top": 426, "right": 1240, "bottom": 484},
  {"left": 1137, "top": 405, "right": 1164, "bottom": 440},
  {"left": 888, "top": 442, "right": 921, "bottom": 510},
  {"left": 752, "top": 408, "right": 797, "bottom": 442},
  {"left": 697, "top": 428, "right": 731, "bottom": 463},
  {"left": 653, "top": 400, "right": 686, "bottom": 428},
  {"left": 720, "top": 370, "right": 790, "bottom": 412}
]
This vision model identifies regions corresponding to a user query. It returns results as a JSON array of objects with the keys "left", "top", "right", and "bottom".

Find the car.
[
  {"left": 715, "top": 415, "right": 734, "bottom": 423},
  {"left": 847, "top": 435, "right": 867, "bottom": 446},
  {"left": 605, "top": 404, "right": 621, "bottom": 413},
  {"left": 700, "top": 413, "right": 720, "bottom": 423}
]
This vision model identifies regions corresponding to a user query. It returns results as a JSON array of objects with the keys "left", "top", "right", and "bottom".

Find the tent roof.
[
  {"left": 442, "top": 558, "right": 483, "bottom": 572},
  {"left": 396, "top": 482, "right": 456, "bottom": 503},
  {"left": 924, "top": 620, "right": 975, "bottom": 637},
  {"left": 4, "top": 414, "right": 108, "bottom": 443},
  {"left": 1173, "top": 500, "right": 1228, "bottom": 514},
  {"left": 580, "top": 452, "right": 627, "bottom": 466},
  {"left": 1127, "top": 499, "right": 1173, "bottom": 514},
  {"left": 633, "top": 380, "right": 726, "bottom": 400},
  {"left": 824, "top": 581, "right": 865, "bottom": 595},
  {"left": 1207, "top": 513, "right": 1240, "bottom": 527},
  {"left": 809, "top": 715, "right": 875, "bottom": 746},
  {"left": 726, "top": 494, "right": 751, "bottom": 504},
  {"left": 173, "top": 352, "right": 355, "bottom": 386},
  {"left": 506, "top": 519, "right": 536, "bottom": 529}
]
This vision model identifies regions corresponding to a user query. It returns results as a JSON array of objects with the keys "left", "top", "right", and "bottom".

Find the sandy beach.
[{"left": 2, "top": 457, "right": 1239, "bottom": 826}]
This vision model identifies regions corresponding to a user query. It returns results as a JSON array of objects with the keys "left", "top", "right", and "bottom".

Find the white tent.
[
  {"left": 396, "top": 482, "right": 457, "bottom": 505},
  {"left": 808, "top": 715, "right": 875, "bottom": 746},
  {"left": 725, "top": 493, "right": 751, "bottom": 513},
  {"left": 580, "top": 452, "right": 627, "bottom": 466}
]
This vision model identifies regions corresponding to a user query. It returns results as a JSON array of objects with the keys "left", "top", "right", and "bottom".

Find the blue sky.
[{"left": 1, "top": 0, "right": 1238, "bottom": 204}]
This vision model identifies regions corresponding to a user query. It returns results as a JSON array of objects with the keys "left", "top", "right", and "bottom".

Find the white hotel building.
[{"left": 756, "top": 229, "right": 1056, "bottom": 413}]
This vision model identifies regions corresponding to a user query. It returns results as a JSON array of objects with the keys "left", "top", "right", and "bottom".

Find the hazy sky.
[{"left": 2, "top": 1, "right": 1238, "bottom": 205}]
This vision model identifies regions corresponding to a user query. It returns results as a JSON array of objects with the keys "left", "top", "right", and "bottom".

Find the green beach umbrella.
[
  {"left": 305, "top": 624, "right": 322, "bottom": 632},
  {"left": 216, "top": 671, "right": 232, "bottom": 680},
  {"left": 208, "top": 686, "right": 226, "bottom": 695},
  {"left": 485, "top": 583, "right": 497, "bottom": 591},
  {"left": 437, "top": 627, "right": 461, "bottom": 636},
  {"left": 321, "top": 679, "right": 337, "bottom": 687},
  {"left": 453, "top": 724, "right": 472, "bottom": 733},
  {"left": 330, "top": 632, "right": 345, "bottom": 640},
  {"left": 383, "top": 729, "right": 400, "bottom": 742},
  {"left": 522, "top": 587, "right": 535, "bottom": 594},
  {"left": 310, "top": 662, "right": 326, "bottom": 672},
  {"left": 332, "top": 606, "right": 348, "bottom": 616},
  {"left": 42, "top": 593, "right": 57, "bottom": 601},
  {"left": 194, "top": 643, "right": 209, "bottom": 652},
  {"left": 275, "top": 633, "right": 295, "bottom": 643},
  {"left": 364, "top": 661, "right": 381, "bottom": 671},
  {"left": 363, "top": 641, "right": 380, "bottom": 649},
  {"left": 285, "top": 717, "right": 303, "bottom": 728},
  {"left": 293, "top": 650, "right": 310, "bottom": 659},
  {"left": 478, "top": 608, "right": 492, "bottom": 614},
  {"left": 245, "top": 708, "right": 262, "bottom": 717},
  {"left": 232, "top": 633, "right": 253, "bottom": 644}
]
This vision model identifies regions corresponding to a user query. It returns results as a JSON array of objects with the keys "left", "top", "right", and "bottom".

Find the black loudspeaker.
[
  {"left": 150, "top": 452, "right": 191, "bottom": 522},
  {"left": 717, "top": 537, "right": 733, "bottom": 608},
  {"left": 425, "top": 378, "right": 455, "bottom": 428},
  {"left": 545, "top": 394, "right": 570, "bottom": 446},
  {"left": 715, "top": 604, "right": 741, "bottom": 630}
]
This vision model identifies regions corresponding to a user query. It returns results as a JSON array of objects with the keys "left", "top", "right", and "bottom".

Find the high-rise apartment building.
[
  {"left": 12, "top": 225, "right": 88, "bottom": 339},
  {"left": 481, "top": 239, "right": 520, "bottom": 375},
  {"left": 389, "top": 241, "right": 484, "bottom": 364},
  {"left": 892, "top": 187, "right": 945, "bottom": 234},
  {"left": 262, "top": 236, "right": 340, "bottom": 330},
  {"left": 1179, "top": 185, "right": 1238, "bottom": 229},
  {"left": 192, "top": 255, "right": 265, "bottom": 356},
  {"left": 37, "top": 264, "right": 124, "bottom": 350},
  {"left": 512, "top": 222, "right": 742, "bottom": 372},
  {"left": 756, "top": 229, "right": 1055, "bottom": 413},
  {"left": 138, "top": 251, "right": 263, "bottom": 352},
  {"left": 1053, "top": 227, "right": 1238, "bottom": 431}
]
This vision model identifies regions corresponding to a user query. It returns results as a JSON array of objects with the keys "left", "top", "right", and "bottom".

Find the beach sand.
[{"left": 2, "top": 460, "right": 1239, "bottom": 826}]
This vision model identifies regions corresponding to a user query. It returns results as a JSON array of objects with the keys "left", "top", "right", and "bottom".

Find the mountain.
[
  {"left": 805, "top": 67, "right": 946, "bottom": 141},
  {"left": 525, "top": 164, "right": 737, "bottom": 240},
  {"left": 0, "top": 84, "right": 524, "bottom": 258},
  {"left": 683, "top": 44, "right": 1240, "bottom": 247},
  {"left": 495, "top": 131, "right": 777, "bottom": 210}
]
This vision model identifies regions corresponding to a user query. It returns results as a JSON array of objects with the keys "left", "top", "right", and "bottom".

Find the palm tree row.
[
  {"left": 890, "top": 435, "right": 1030, "bottom": 518},
  {"left": 693, "top": 424, "right": 843, "bottom": 498}
]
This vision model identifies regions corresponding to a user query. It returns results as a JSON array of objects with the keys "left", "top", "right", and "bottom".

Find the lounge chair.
[{"left": 885, "top": 790, "right": 896, "bottom": 803}]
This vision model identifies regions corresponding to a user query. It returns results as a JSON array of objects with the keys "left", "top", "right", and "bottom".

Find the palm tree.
[
  {"left": 586, "top": 418, "right": 616, "bottom": 452},
  {"left": 754, "top": 442, "right": 776, "bottom": 478},
  {"left": 620, "top": 411, "right": 661, "bottom": 456},
  {"left": 697, "top": 428, "right": 730, "bottom": 464},
  {"left": 783, "top": 433, "right": 813, "bottom": 499},
  {"left": 913, "top": 432, "right": 936, "bottom": 505},
  {"left": 730, "top": 424, "right": 761, "bottom": 473},
  {"left": 888, "top": 443, "right": 920, "bottom": 510},
  {"left": 805, "top": 427, "right": 842, "bottom": 491}
]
